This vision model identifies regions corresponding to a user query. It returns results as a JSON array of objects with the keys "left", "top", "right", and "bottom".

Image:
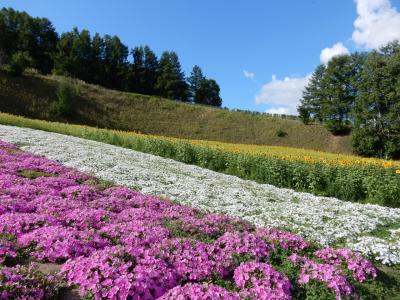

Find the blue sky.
[{"left": 2, "top": 0, "right": 400, "bottom": 114}]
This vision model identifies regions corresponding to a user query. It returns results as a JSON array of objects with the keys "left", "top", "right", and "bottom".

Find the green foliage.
[
  {"left": 102, "top": 35, "right": 129, "bottom": 91},
  {"left": 83, "top": 178, "right": 115, "bottom": 191},
  {"left": 0, "top": 8, "right": 58, "bottom": 74},
  {"left": 188, "top": 66, "right": 222, "bottom": 107},
  {"left": 0, "top": 8, "right": 222, "bottom": 106},
  {"left": 351, "top": 47, "right": 400, "bottom": 159},
  {"left": 50, "top": 79, "right": 75, "bottom": 117},
  {"left": 128, "top": 46, "right": 159, "bottom": 95},
  {"left": 325, "top": 120, "right": 351, "bottom": 136},
  {"left": 298, "top": 106, "right": 311, "bottom": 125},
  {"left": 320, "top": 54, "right": 359, "bottom": 135},
  {"left": 156, "top": 51, "right": 189, "bottom": 102},
  {"left": 299, "top": 41, "right": 399, "bottom": 158},
  {"left": 54, "top": 28, "right": 94, "bottom": 82},
  {"left": 302, "top": 281, "right": 336, "bottom": 300},
  {"left": 298, "top": 64, "right": 326, "bottom": 123},
  {"left": 197, "top": 79, "right": 222, "bottom": 107},
  {"left": 188, "top": 65, "right": 204, "bottom": 102},
  {"left": 162, "top": 219, "right": 216, "bottom": 244},
  {"left": 7, "top": 51, "right": 32, "bottom": 76},
  {"left": 276, "top": 129, "right": 287, "bottom": 137},
  {"left": 18, "top": 169, "right": 55, "bottom": 179}
]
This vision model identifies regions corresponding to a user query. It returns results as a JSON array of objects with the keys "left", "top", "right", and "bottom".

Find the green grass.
[
  {"left": 366, "top": 223, "right": 400, "bottom": 239},
  {"left": 18, "top": 170, "right": 56, "bottom": 179},
  {"left": 0, "top": 70, "right": 352, "bottom": 154}
]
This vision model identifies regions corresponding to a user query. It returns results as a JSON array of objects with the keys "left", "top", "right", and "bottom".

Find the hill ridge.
[{"left": 0, "top": 71, "right": 352, "bottom": 154}]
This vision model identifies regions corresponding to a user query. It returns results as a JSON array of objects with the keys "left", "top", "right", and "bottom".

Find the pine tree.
[
  {"left": 129, "top": 46, "right": 145, "bottom": 93},
  {"left": 143, "top": 46, "right": 159, "bottom": 95},
  {"left": 54, "top": 28, "right": 92, "bottom": 82},
  {"left": 197, "top": 79, "right": 222, "bottom": 106},
  {"left": 91, "top": 33, "right": 105, "bottom": 85},
  {"left": 188, "top": 65, "right": 205, "bottom": 102},
  {"left": 0, "top": 8, "right": 58, "bottom": 74},
  {"left": 298, "top": 64, "right": 326, "bottom": 123},
  {"left": 103, "top": 35, "right": 129, "bottom": 90},
  {"left": 321, "top": 55, "right": 356, "bottom": 135},
  {"left": 156, "top": 51, "right": 189, "bottom": 101},
  {"left": 352, "top": 47, "right": 400, "bottom": 158}
]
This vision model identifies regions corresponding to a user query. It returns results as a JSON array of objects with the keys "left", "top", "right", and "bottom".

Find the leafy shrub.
[
  {"left": 5, "top": 51, "right": 32, "bottom": 76},
  {"left": 50, "top": 79, "right": 75, "bottom": 117},
  {"left": 325, "top": 120, "right": 351, "bottom": 136},
  {"left": 276, "top": 129, "right": 288, "bottom": 137}
]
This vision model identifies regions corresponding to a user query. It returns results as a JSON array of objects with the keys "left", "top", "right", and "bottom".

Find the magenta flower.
[
  {"left": 234, "top": 261, "right": 292, "bottom": 299},
  {"left": 158, "top": 283, "right": 241, "bottom": 300}
]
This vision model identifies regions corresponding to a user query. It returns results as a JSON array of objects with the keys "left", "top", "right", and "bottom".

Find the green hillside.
[{"left": 0, "top": 71, "right": 352, "bottom": 154}]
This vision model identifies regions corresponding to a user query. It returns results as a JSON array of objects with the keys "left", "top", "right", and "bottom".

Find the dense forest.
[
  {"left": 298, "top": 41, "right": 400, "bottom": 159},
  {"left": 0, "top": 8, "right": 222, "bottom": 106}
]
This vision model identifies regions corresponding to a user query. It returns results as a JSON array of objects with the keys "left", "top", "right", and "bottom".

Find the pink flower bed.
[{"left": 0, "top": 140, "right": 378, "bottom": 299}]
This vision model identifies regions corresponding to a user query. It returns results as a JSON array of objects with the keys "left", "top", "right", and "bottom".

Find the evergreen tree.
[
  {"left": 128, "top": 46, "right": 146, "bottom": 93},
  {"left": 0, "top": 8, "right": 224, "bottom": 112},
  {"left": 103, "top": 35, "right": 129, "bottom": 90},
  {"left": 91, "top": 33, "right": 105, "bottom": 85},
  {"left": 298, "top": 64, "right": 326, "bottom": 123},
  {"left": 196, "top": 79, "right": 222, "bottom": 106},
  {"left": 321, "top": 55, "right": 356, "bottom": 135},
  {"left": 28, "top": 17, "right": 58, "bottom": 73},
  {"left": 129, "top": 45, "right": 159, "bottom": 95},
  {"left": 156, "top": 51, "right": 189, "bottom": 101},
  {"left": 143, "top": 46, "right": 159, "bottom": 95},
  {"left": 188, "top": 65, "right": 205, "bottom": 102},
  {"left": 0, "top": 8, "right": 58, "bottom": 74},
  {"left": 352, "top": 48, "right": 400, "bottom": 158},
  {"left": 54, "top": 28, "right": 92, "bottom": 82}
]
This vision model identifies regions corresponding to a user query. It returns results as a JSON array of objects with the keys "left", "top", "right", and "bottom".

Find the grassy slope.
[{"left": 0, "top": 71, "right": 352, "bottom": 154}]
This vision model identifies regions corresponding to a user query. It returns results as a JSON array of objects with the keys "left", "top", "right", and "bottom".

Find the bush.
[
  {"left": 50, "top": 79, "right": 75, "bottom": 117},
  {"left": 6, "top": 51, "right": 32, "bottom": 76},
  {"left": 325, "top": 120, "right": 351, "bottom": 136},
  {"left": 276, "top": 129, "right": 288, "bottom": 138}
]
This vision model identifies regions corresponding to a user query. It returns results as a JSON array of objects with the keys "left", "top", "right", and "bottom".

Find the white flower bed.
[{"left": 1, "top": 125, "right": 400, "bottom": 264}]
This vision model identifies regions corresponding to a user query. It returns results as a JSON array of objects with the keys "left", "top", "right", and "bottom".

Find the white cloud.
[
  {"left": 352, "top": 0, "right": 400, "bottom": 49},
  {"left": 265, "top": 107, "right": 290, "bottom": 115},
  {"left": 255, "top": 74, "right": 311, "bottom": 115},
  {"left": 243, "top": 70, "right": 255, "bottom": 79},
  {"left": 320, "top": 42, "right": 350, "bottom": 65}
]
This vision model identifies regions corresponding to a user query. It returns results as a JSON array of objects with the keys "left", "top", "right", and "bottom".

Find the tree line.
[
  {"left": 298, "top": 41, "right": 400, "bottom": 159},
  {"left": 0, "top": 8, "right": 222, "bottom": 106}
]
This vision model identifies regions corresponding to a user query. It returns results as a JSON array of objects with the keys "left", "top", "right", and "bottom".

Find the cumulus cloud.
[
  {"left": 243, "top": 70, "right": 255, "bottom": 79},
  {"left": 255, "top": 74, "right": 311, "bottom": 115},
  {"left": 320, "top": 42, "right": 350, "bottom": 65},
  {"left": 352, "top": 0, "right": 400, "bottom": 49}
]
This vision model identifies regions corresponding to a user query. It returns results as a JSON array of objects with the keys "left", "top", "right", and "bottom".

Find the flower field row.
[
  {"left": 188, "top": 139, "right": 400, "bottom": 169},
  {"left": 0, "top": 139, "right": 397, "bottom": 299},
  {"left": 0, "top": 113, "right": 399, "bottom": 207},
  {"left": 1, "top": 124, "right": 400, "bottom": 267}
]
